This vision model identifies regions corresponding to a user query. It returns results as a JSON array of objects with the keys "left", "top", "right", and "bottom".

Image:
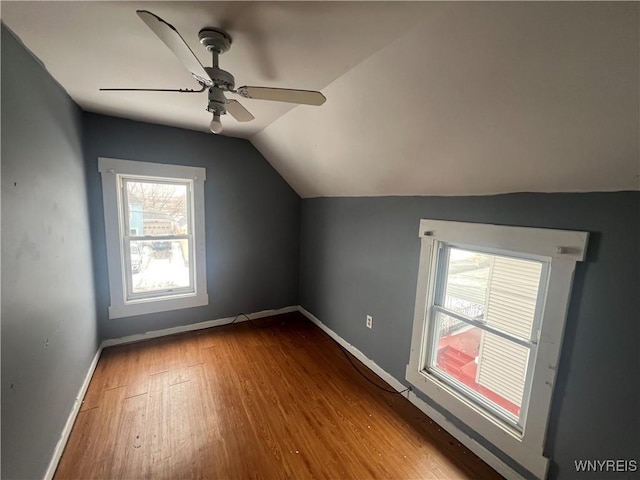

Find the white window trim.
[
  {"left": 406, "top": 219, "right": 588, "bottom": 479},
  {"left": 98, "top": 157, "right": 208, "bottom": 319}
]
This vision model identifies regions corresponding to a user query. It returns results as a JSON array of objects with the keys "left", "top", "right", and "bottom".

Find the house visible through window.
[
  {"left": 99, "top": 158, "right": 208, "bottom": 319},
  {"left": 406, "top": 219, "right": 588, "bottom": 478},
  {"left": 427, "top": 245, "right": 547, "bottom": 431},
  {"left": 123, "top": 178, "right": 193, "bottom": 300}
]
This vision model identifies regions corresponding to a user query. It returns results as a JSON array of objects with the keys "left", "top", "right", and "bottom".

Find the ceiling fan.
[{"left": 101, "top": 10, "right": 326, "bottom": 134}]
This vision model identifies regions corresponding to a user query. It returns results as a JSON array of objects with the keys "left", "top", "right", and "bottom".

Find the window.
[
  {"left": 99, "top": 158, "right": 208, "bottom": 318},
  {"left": 406, "top": 220, "right": 588, "bottom": 479},
  {"left": 428, "top": 245, "right": 547, "bottom": 432}
]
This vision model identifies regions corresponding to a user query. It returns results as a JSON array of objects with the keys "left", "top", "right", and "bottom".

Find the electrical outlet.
[{"left": 366, "top": 315, "right": 373, "bottom": 329}]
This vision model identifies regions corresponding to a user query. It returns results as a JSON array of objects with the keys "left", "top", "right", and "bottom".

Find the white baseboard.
[
  {"left": 405, "top": 390, "right": 522, "bottom": 479},
  {"left": 101, "top": 305, "right": 299, "bottom": 348},
  {"left": 44, "top": 345, "right": 103, "bottom": 480},
  {"left": 297, "top": 307, "right": 410, "bottom": 395},
  {"left": 296, "top": 306, "right": 523, "bottom": 480},
  {"left": 44, "top": 305, "right": 298, "bottom": 479}
]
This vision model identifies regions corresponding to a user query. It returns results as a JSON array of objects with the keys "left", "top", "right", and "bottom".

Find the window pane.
[
  {"left": 443, "top": 248, "right": 543, "bottom": 340},
  {"left": 484, "top": 256, "right": 542, "bottom": 340},
  {"left": 443, "top": 248, "right": 491, "bottom": 320},
  {"left": 130, "top": 240, "right": 191, "bottom": 295},
  {"left": 125, "top": 181, "right": 189, "bottom": 236},
  {"left": 431, "top": 311, "right": 530, "bottom": 420}
]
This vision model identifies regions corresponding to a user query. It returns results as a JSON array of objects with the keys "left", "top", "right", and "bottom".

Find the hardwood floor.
[{"left": 55, "top": 312, "right": 502, "bottom": 479}]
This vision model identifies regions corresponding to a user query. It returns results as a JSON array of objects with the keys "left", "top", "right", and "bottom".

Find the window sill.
[
  {"left": 108, "top": 293, "right": 209, "bottom": 319},
  {"left": 406, "top": 364, "right": 549, "bottom": 479}
]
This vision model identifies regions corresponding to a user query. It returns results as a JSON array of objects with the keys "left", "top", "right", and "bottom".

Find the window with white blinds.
[{"left": 406, "top": 219, "right": 588, "bottom": 479}]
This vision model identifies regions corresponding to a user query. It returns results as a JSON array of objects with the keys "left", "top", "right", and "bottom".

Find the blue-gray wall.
[
  {"left": 299, "top": 192, "right": 639, "bottom": 479},
  {"left": 83, "top": 113, "right": 301, "bottom": 340},
  {"left": 1, "top": 26, "right": 99, "bottom": 479}
]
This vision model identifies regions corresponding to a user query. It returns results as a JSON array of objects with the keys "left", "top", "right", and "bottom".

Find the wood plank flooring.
[{"left": 55, "top": 312, "right": 503, "bottom": 479}]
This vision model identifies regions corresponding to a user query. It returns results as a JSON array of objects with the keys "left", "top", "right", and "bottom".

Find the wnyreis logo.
[{"left": 574, "top": 459, "right": 638, "bottom": 473}]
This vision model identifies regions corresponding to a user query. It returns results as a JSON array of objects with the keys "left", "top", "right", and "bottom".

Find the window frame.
[
  {"left": 121, "top": 177, "right": 195, "bottom": 301},
  {"left": 98, "top": 158, "right": 208, "bottom": 319},
  {"left": 406, "top": 219, "right": 588, "bottom": 479},
  {"left": 425, "top": 243, "right": 549, "bottom": 432}
]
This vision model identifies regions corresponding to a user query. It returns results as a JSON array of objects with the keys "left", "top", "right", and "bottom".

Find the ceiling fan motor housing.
[
  {"left": 204, "top": 67, "right": 235, "bottom": 90},
  {"left": 207, "top": 87, "right": 227, "bottom": 115}
]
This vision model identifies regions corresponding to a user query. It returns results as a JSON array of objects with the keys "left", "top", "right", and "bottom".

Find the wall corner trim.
[{"left": 296, "top": 306, "right": 524, "bottom": 480}]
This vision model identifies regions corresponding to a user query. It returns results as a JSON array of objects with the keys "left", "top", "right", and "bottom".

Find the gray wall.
[
  {"left": 299, "top": 192, "right": 639, "bottom": 479},
  {"left": 83, "top": 113, "right": 301, "bottom": 340},
  {"left": 1, "top": 26, "right": 99, "bottom": 479}
]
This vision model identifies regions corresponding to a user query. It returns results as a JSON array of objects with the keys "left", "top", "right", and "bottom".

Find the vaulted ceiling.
[{"left": 3, "top": 1, "right": 638, "bottom": 197}]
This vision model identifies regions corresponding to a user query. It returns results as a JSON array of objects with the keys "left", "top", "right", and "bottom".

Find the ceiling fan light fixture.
[{"left": 209, "top": 114, "right": 223, "bottom": 134}]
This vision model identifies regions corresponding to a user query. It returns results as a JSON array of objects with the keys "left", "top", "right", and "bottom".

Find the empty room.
[{"left": 1, "top": 2, "right": 638, "bottom": 479}]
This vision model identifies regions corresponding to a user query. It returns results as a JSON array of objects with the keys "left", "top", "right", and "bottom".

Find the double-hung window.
[
  {"left": 406, "top": 219, "right": 588, "bottom": 479},
  {"left": 427, "top": 245, "right": 547, "bottom": 432},
  {"left": 99, "top": 158, "right": 208, "bottom": 319}
]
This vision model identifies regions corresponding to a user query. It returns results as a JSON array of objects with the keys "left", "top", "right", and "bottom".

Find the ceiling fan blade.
[
  {"left": 225, "top": 99, "right": 255, "bottom": 122},
  {"left": 236, "top": 86, "right": 326, "bottom": 106},
  {"left": 100, "top": 86, "right": 206, "bottom": 93},
  {"left": 137, "top": 10, "right": 211, "bottom": 86}
]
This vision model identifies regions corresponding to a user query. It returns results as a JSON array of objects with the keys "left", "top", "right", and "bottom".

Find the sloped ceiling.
[
  {"left": 3, "top": 2, "right": 639, "bottom": 198},
  {"left": 252, "top": 2, "right": 640, "bottom": 197}
]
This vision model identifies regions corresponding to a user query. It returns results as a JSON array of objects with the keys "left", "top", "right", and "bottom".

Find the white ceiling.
[
  {"left": 3, "top": 2, "right": 639, "bottom": 198},
  {"left": 1, "top": 1, "right": 431, "bottom": 137}
]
